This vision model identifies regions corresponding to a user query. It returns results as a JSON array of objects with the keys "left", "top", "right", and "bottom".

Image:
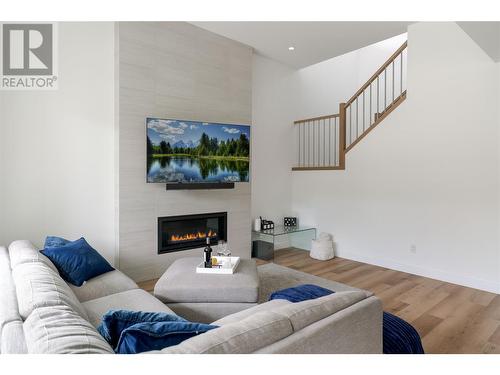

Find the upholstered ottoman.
[{"left": 154, "top": 257, "right": 260, "bottom": 323}]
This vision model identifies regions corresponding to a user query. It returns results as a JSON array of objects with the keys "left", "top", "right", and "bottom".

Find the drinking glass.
[
  {"left": 217, "top": 240, "right": 227, "bottom": 256},
  {"left": 224, "top": 241, "right": 232, "bottom": 256}
]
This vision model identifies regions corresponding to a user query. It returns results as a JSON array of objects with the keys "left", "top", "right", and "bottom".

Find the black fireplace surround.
[{"left": 158, "top": 212, "right": 227, "bottom": 254}]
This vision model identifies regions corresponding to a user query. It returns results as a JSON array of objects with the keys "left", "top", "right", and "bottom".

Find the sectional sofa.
[{"left": 0, "top": 240, "right": 383, "bottom": 354}]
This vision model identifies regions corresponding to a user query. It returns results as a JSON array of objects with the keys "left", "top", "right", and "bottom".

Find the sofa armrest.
[{"left": 253, "top": 296, "right": 383, "bottom": 354}]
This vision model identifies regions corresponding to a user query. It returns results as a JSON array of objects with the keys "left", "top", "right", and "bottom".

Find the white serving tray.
[{"left": 196, "top": 256, "right": 240, "bottom": 274}]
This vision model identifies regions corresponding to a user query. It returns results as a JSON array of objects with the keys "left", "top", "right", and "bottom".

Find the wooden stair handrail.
[
  {"left": 345, "top": 91, "right": 406, "bottom": 153},
  {"left": 345, "top": 41, "right": 407, "bottom": 107},
  {"left": 294, "top": 113, "right": 339, "bottom": 124},
  {"left": 338, "top": 102, "right": 346, "bottom": 169},
  {"left": 292, "top": 41, "right": 407, "bottom": 171}
]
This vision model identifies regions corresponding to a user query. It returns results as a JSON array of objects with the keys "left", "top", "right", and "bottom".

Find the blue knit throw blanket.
[{"left": 269, "top": 284, "right": 424, "bottom": 354}]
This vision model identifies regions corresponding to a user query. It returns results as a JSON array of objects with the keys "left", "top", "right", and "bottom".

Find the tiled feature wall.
[{"left": 118, "top": 22, "right": 252, "bottom": 281}]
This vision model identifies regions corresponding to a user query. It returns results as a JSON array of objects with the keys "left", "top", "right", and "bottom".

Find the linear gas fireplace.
[{"left": 157, "top": 212, "right": 227, "bottom": 254}]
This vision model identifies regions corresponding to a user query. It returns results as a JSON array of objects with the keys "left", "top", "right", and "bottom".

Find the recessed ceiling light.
[{"left": 288, "top": 46, "right": 295, "bottom": 51}]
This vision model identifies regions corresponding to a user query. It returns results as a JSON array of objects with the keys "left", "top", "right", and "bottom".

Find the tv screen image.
[{"left": 147, "top": 117, "right": 250, "bottom": 184}]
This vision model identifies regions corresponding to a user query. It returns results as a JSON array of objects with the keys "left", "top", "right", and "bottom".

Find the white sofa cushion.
[
  {"left": 160, "top": 311, "right": 293, "bottom": 354},
  {"left": 212, "top": 299, "right": 291, "bottom": 326},
  {"left": 8, "top": 240, "right": 58, "bottom": 273},
  {"left": 70, "top": 270, "right": 138, "bottom": 303},
  {"left": 272, "top": 291, "right": 369, "bottom": 331},
  {"left": 23, "top": 305, "right": 113, "bottom": 354},
  {"left": 12, "top": 262, "right": 89, "bottom": 321},
  {"left": 162, "top": 291, "right": 370, "bottom": 354},
  {"left": 83, "top": 289, "right": 176, "bottom": 328},
  {"left": 1, "top": 320, "right": 27, "bottom": 354}
]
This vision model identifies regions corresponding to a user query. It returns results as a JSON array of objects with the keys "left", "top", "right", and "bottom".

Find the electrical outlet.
[{"left": 410, "top": 244, "right": 417, "bottom": 254}]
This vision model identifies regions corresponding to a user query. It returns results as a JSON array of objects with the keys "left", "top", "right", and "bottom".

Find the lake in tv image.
[{"left": 146, "top": 118, "right": 250, "bottom": 183}]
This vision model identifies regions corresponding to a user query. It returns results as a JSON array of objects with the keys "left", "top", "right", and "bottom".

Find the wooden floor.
[{"left": 139, "top": 248, "right": 500, "bottom": 354}]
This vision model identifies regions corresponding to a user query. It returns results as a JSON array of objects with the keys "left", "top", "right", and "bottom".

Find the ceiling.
[
  {"left": 457, "top": 22, "right": 500, "bottom": 62},
  {"left": 191, "top": 22, "right": 412, "bottom": 69}
]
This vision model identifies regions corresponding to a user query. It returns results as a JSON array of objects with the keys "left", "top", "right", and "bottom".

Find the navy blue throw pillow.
[
  {"left": 44, "top": 235, "right": 71, "bottom": 248},
  {"left": 98, "top": 310, "right": 188, "bottom": 349},
  {"left": 116, "top": 320, "right": 218, "bottom": 354},
  {"left": 41, "top": 237, "right": 114, "bottom": 286},
  {"left": 269, "top": 284, "right": 334, "bottom": 302},
  {"left": 97, "top": 310, "right": 218, "bottom": 354}
]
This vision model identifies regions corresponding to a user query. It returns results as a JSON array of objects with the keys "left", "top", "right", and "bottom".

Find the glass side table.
[{"left": 251, "top": 225, "right": 317, "bottom": 261}]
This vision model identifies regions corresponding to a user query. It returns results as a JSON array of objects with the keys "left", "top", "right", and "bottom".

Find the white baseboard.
[{"left": 337, "top": 250, "right": 500, "bottom": 294}]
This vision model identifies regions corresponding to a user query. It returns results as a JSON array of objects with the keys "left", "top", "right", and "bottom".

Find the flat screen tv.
[{"left": 146, "top": 117, "right": 250, "bottom": 184}]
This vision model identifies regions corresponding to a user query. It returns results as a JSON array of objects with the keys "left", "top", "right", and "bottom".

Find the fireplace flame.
[{"left": 170, "top": 230, "right": 217, "bottom": 242}]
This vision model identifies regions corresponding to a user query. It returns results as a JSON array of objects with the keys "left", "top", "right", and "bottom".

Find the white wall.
[
  {"left": 0, "top": 23, "right": 116, "bottom": 263},
  {"left": 251, "top": 55, "right": 296, "bottom": 224},
  {"left": 252, "top": 33, "right": 407, "bottom": 222},
  {"left": 291, "top": 23, "right": 500, "bottom": 292},
  {"left": 294, "top": 34, "right": 407, "bottom": 120},
  {"left": 497, "top": 62, "right": 500, "bottom": 286},
  {"left": 0, "top": 91, "right": 5, "bottom": 243},
  {"left": 251, "top": 34, "right": 407, "bottom": 247}
]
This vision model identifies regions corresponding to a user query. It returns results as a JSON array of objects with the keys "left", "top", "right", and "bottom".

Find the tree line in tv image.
[{"left": 146, "top": 118, "right": 250, "bottom": 183}]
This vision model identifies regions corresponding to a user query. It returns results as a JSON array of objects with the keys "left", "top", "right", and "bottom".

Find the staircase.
[{"left": 293, "top": 41, "right": 408, "bottom": 171}]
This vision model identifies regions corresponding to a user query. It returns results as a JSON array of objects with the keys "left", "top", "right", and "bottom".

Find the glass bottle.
[{"left": 203, "top": 236, "right": 212, "bottom": 268}]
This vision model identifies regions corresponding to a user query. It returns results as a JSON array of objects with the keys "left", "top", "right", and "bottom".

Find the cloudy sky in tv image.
[{"left": 147, "top": 118, "right": 250, "bottom": 147}]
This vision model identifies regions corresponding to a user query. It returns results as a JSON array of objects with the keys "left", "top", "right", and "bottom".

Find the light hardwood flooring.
[{"left": 138, "top": 248, "right": 500, "bottom": 354}]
